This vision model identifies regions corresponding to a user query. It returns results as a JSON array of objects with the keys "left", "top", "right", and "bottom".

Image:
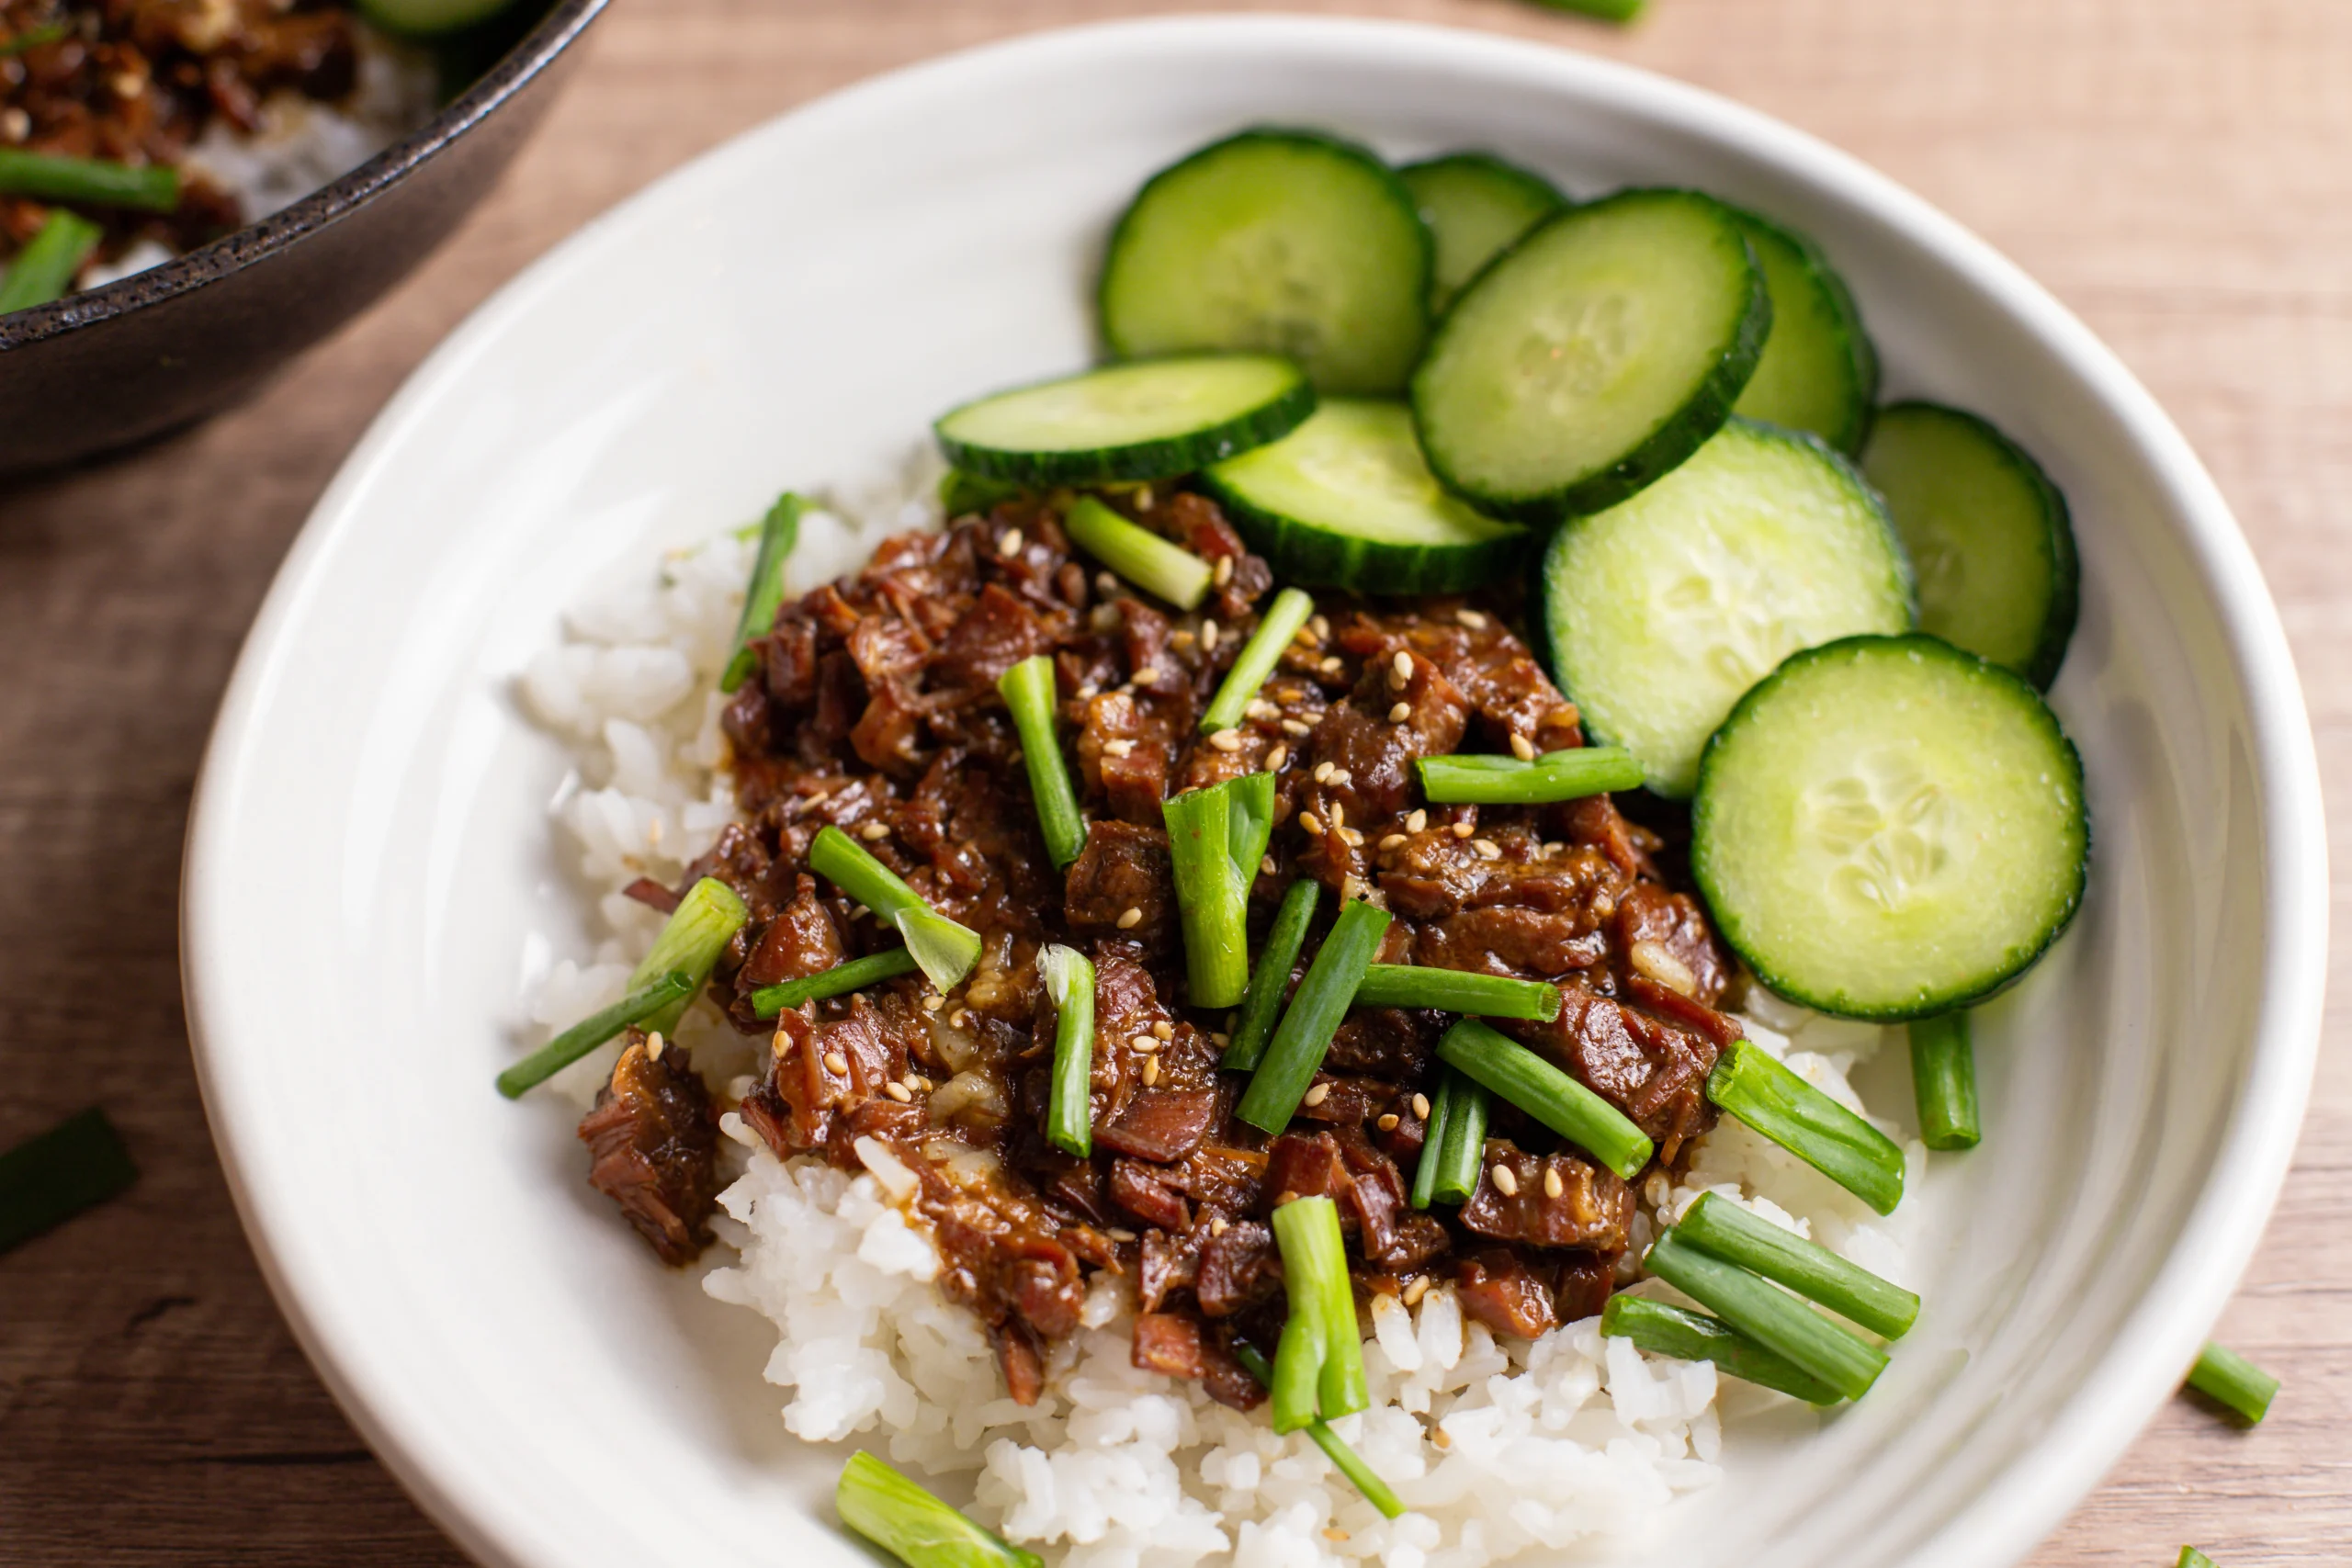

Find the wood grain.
[{"left": 1, "top": 0, "right": 2345, "bottom": 1561}]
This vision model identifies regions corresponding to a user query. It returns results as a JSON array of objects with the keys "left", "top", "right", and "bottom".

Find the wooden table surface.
[{"left": 3, "top": 0, "right": 2346, "bottom": 1562}]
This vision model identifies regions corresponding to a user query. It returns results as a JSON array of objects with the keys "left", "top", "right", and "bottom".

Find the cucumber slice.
[
  {"left": 1539, "top": 419, "right": 1913, "bottom": 797},
  {"left": 1099, "top": 129, "right": 1430, "bottom": 396},
  {"left": 1411, "top": 188, "right": 1770, "bottom": 523},
  {"left": 1728, "top": 209, "right": 1879, "bottom": 454},
  {"left": 1398, "top": 152, "right": 1569, "bottom": 313},
  {"left": 1861, "top": 401, "right": 2079, "bottom": 689},
  {"left": 1201, "top": 399, "right": 1525, "bottom": 592},
  {"left": 933, "top": 355, "right": 1314, "bottom": 486},
  {"left": 1690, "top": 635, "right": 2087, "bottom": 1019}
]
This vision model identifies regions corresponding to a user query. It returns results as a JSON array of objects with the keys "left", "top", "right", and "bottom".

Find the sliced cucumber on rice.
[
  {"left": 1538, "top": 419, "right": 1914, "bottom": 797},
  {"left": 933, "top": 355, "right": 1315, "bottom": 486},
  {"left": 1691, "top": 635, "right": 2087, "bottom": 1019},
  {"left": 1410, "top": 188, "right": 1770, "bottom": 523},
  {"left": 1202, "top": 399, "right": 1525, "bottom": 592},
  {"left": 1728, "top": 209, "right": 1878, "bottom": 455},
  {"left": 1098, "top": 129, "right": 1430, "bottom": 395},
  {"left": 1398, "top": 152, "right": 1569, "bottom": 313},
  {"left": 1862, "top": 401, "right": 2079, "bottom": 689}
]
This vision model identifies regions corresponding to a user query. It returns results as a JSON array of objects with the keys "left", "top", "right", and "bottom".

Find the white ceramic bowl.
[{"left": 183, "top": 16, "right": 2327, "bottom": 1568}]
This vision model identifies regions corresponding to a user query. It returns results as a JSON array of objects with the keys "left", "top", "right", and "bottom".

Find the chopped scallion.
[
  {"left": 1415, "top": 746, "right": 1644, "bottom": 806},
  {"left": 0, "top": 209, "right": 100, "bottom": 314},
  {"left": 1224, "top": 875, "right": 1319, "bottom": 1072},
  {"left": 1434, "top": 1018, "right": 1652, "bottom": 1179},
  {"left": 1600, "top": 1295, "right": 1840, "bottom": 1404},
  {"left": 749, "top": 948, "right": 920, "bottom": 1018},
  {"left": 998, "top": 654, "right": 1087, "bottom": 867},
  {"left": 1705, "top": 1040, "right": 1905, "bottom": 1215},
  {"left": 940, "top": 468, "right": 1023, "bottom": 518},
  {"left": 719, "top": 491, "right": 803, "bottom": 693},
  {"left": 495, "top": 971, "right": 693, "bottom": 1099},
  {"left": 834, "top": 1450, "right": 1042, "bottom": 1568},
  {"left": 1162, "top": 772, "right": 1277, "bottom": 1010},
  {"left": 1236, "top": 897, "right": 1390, "bottom": 1132},
  {"left": 1409, "top": 1067, "right": 1488, "bottom": 1209},
  {"left": 1040, "top": 944, "right": 1097, "bottom": 1157},
  {"left": 2178, "top": 1549, "right": 2219, "bottom": 1568},
  {"left": 1061, "top": 494, "right": 1211, "bottom": 610},
  {"left": 1644, "top": 1230, "right": 1885, "bottom": 1402},
  {"left": 1353, "top": 964, "right": 1559, "bottom": 1021},
  {"left": 1523, "top": 0, "right": 1644, "bottom": 20},
  {"left": 0, "top": 1106, "right": 137, "bottom": 1256},
  {"left": 2187, "top": 1341, "right": 2278, "bottom": 1426},
  {"left": 629, "top": 875, "right": 751, "bottom": 1032},
  {"left": 1907, "top": 1010, "right": 1982, "bottom": 1151},
  {"left": 1200, "top": 586, "right": 1314, "bottom": 734},
  {"left": 0, "top": 148, "right": 180, "bottom": 211},
  {"left": 808, "top": 826, "right": 981, "bottom": 991},
  {"left": 1674, "top": 1191, "right": 1919, "bottom": 1339},
  {"left": 1231, "top": 1342, "right": 1404, "bottom": 1518},
  {"left": 1270, "top": 1194, "right": 1367, "bottom": 1431}
]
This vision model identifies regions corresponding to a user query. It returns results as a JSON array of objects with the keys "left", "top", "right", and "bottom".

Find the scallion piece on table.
[
  {"left": 630, "top": 874, "right": 752, "bottom": 1032},
  {"left": 1434, "top": 1018, "right": 1653, "bottom": 1179},
  {"left": 0, "top": 209, "right": 100, "bottom": 314},
  {"left": 1644, "top": 1230, "right": 1886, "bottom": 1403},
  {"left": 1163, "top": 771, "right": 1278, "bottom": 1010},
  {"left": 1040, "top": 943, "right": 1098, "bottom": 1157},
  {"left": 835, "top": 1450, "right": 1043, "bottom": 1568},
  {"left": 1061, "top": 494, "right": 1212, "bottom": 610},
  {"left": 1353, "top": 964, "right": 1559, "bottom": 1021},
  {"left": 1231, "top": 1341, "right": 1404, "bottom": 1518},
  {"left": 1705, "top": 1040, "right": 1905, "bottom": 1215},
  {"left": 495, "top": 970, "right": 693, "bottom": 1099},
  {"left": 1409, "top": 1068, "right": 1489, "bottom": 1209},
  {"left": 0, "top": 1106, "right": 137, "bottom": 1257},
  {"left": 1200, "top": 587, "right": 1314, "bottom": 734},
  {"left": 1269, "top": 1194, "right": 1368, "bottom": 1432},
  {"left": 1225, "top": 875, "right": 1319, "bottom": 1072},
  {"left": 1523, "top": 0, "right": 1644, "bottom": 21},
  {"left": 2186, "top": 1341, "right": 2278, "bottom": 1425},
  {"left": 719, "top": 491, "right": 803, "bottom": 693},
  {"left": 808, "top": 825, "right": 982, "bottom": 991},
  {"left": 1237, "top": 897, "right": 1391, "bottom": 1132},
  {"left": 749, "top": 947, "right": 921, "bottom": 1018},
  {"left": 1600, "top": 1295, "right": 1840, "bottom": 1404},
  {"left": 0, "top": 148, "right": 180, "bottom": 211},
  {"left": 1414, "top": 746, "right": 1645, "bottom": 806},
  {"left": 998, "top": 654, "right": 1087, "bottom": 868},
  {"left": 2177, "top": 1549, "right": 2219, "bottom": 1568},
  {"left": 1907, "top": 1010, "right": 1982, "bottom": 1151},
  {"left": 1674, "top": 1191, "right": 1920, "bottom": 1339}
]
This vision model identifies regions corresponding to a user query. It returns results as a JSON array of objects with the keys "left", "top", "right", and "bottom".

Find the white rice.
[{"left": 516, "top": 450, "right": 1928, "bottom": 1566}]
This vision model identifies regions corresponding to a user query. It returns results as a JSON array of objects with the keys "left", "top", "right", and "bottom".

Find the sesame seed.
[
  {"left": 1379, "top": 833, "right": 1408, "bottom": 851},
  {"left": 1404, "top": 1275, "right": 1431, "bottom": 1307},
  {"left": 772, "top": 1030, "right": 792, "bottom": 1058},
  {"left": 1130, "top": 665, "right": 1158, "bottom": 686},
  {"left": 1452, "top": 820, "right": 1476, "bottom": 839},
  {"left": 1328, "top": 769, "right": 1352, "bottom": 788},
  {"left": 1208, "top": 728, "right": 1244, "bottom": 752},
  {"left": 1214, "top": 554, "right": 1234, "bottom": 587},
  {"left": 1311, "top": 615, "right": 1331, "bottom": 641},
  {"left": 1202, "top": 620, "right": 1220, "bottom": 650},
  {"left": 1340, "top": 828, "right": 1364, "bottom": 848},
  {"left": 1411, "top": 1093, "right": 1431, "bottom": 1119},
  {"left": 886, "top": 1081, "right": 912, "bottom": 1102},
  {"left": 1492, "top": 1163, "right": 1520, "bottom": 1196},
  {"left": 113, "top": 71, "right": 145, "bottom": 99},
  {"left": 1260, "top": 855, "right": 1277, "bottom": 876},
  {"left": 1473, "top": 838, "right": 1502, "bottom": 860},
  {"left": 1097, "top": 570, "right": 1119, "bottom": 595},
  {"left": 1376, "top": 1112, "right": 1400, "bottom": 1132},
  {"left": 849, "top": 904, "right": 871, "bottom": 921},
  {"left": 1135, "top": 486, "right": 1154, "bottom": 510},
  {"left": 1303, "top": 1081, "right": 1331, "bottom": 1108},
  {"left": 922, "top": 995, "right": 944, "bottom": 1012},
  {"left": 1408, "top": 809, "right": 1428, "bottom": 833},
  {"left": 1078, "top": 683, "right": 1100, "bottom": 699},
  {"left": 1108, "top": 1227, "right": 1138, "bottom": 1243},
  {"left": 1389, "top": 701, "right": 1412, "bottom": 723},
  {"left": 951, "top": 1009, "right": 972, "bottom": 1029},
  {"left": 859, "top": 820, "right": 891, "bottom": 840},
  {"left": 1141, "top": 1055, "right": 1161, "bottom": 1086},
  {"left": 901, "top": 1073, "right": 923, "bottom": 1091},
  {"left": 823, "top": 1051, "right": 849, "bottom": 1076},
  {"left": 645, "top": 1030, "right": 666, "bottom": 1062},
  {"left": 1431, "top": 1426, "right": 1453, "bottom": 1450},
  {"left": 1130, "top": 1033, "right": 1157, "bottom": 1052},
  {"left": 1318, "top": 655, "right": 1344, "bottom": 675},
  {"left": 1210, "top": 1214, "right": 1229, "bottom": 1235},
  {"left": 1299, "top": 811, "right": 1326, "bottom": 836},
  {"left": 1265, "top": 745, "right": 1289, "bottom": 771},
  {"left": 1281, "top": 717, "right": 1314, "bottom": 737},
  {"left": 1294, "top": 624, "right": 1319, "bottom": 648},
  {"left": 1544, "top": 1166, "right": 1566, "bottom": 1199},
  {"left": 1324, "top": 1529, "right": 1351, "bottom": 1544},
  {"left": 1328, "top": 800, "right": 1345, "bottom": 827},
  {"left": 1314, "top": 761, "right": 1334, "bottom": 783},
  {"left": 1390, "top": 649, "right": 1414, "bottom": 688},
  {"left": 1152, "top": 1021, "right": 1174, "bottom": 1040},
  {"left": 1116, "top": 906, "right": 1144, "bottom": 930},
  {"left": 1455, "top": 608, "right": 1488, "bottom": 630},
  {"left": 1102, "top": 738, "right": 1135, "bottom": 758},
  {"left": 1210, "top": 1032, "right": 1231, "bottom": 1048},
  {"left": 1170, "top": 628, "right": 1196, "bottom": 650},
  {"left": 999, "top": 527, "right": 1023, "bottom": 556},
  {"left": 1510, "top": 731, "right": 1537, "bottom": 761}
]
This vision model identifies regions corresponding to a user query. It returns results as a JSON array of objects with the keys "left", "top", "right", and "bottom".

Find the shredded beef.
[{"left": 577, "top": 1032, "right": 721, "bottom": 1266}]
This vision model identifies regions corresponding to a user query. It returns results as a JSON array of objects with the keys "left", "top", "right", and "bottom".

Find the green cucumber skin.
[
  {"left": 1204, "top": 478, "right": 1531, "bottom": 593},
  {"left": 1727, "top": 208, "right": 1880, "bottom": 456},
  {"left": 1398, "top": 152, "right": 1570, "bottom": 313},
  {"left": 1867, "top": 400, "right": 2080, "bottom": 691},
  {"left": 1690, "top": 633, "right": 2088, "bottom": 1021},
  {"left": 933, "top": 359, "right": 1317, "bottom": 488},
  {"left": 1097, "top": 128, "right": 1432, "bottom": 396},
  {"left": 1410, "top": 188, "right": 1773, "bottom": 525}
]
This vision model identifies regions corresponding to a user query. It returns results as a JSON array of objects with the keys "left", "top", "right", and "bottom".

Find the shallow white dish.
[{"left": 184, "top": 15, "right": 2326, "bottom": 1568}]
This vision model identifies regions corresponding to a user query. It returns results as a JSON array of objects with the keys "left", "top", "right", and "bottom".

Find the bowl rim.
[
  {"left": 0, "top": 0, "right": 608, "bottom": 354},
  {"left": 181, "top": 14, "right": 2330, "bottom": 1568}
]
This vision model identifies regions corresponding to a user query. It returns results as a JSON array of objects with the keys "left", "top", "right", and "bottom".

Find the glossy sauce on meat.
[{"left": 606, "top": 488, "right": 1744, "bottom": 1406}]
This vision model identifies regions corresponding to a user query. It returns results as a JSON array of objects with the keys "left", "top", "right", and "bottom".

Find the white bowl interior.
[{"left": 184, "top": 17, "right": 2325, "bottom": 1568}]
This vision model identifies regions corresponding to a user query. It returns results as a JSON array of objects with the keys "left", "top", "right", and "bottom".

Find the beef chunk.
[
  {"left": 1196, "top": 1220, "right": 1283, "bottom": 1317},
  {"left": 1065, "top": 818, "right": 1177, "bottom": 953},
  {"left": 1455, "top": 1247, "right": 1559, "bottom": 1339},
  {"left": 577, "top": 1033, "right": 720, "bottom": 1266},
  {"left": 1511, "top": 984, "right": 1723, "bottom": 1156},
  {"left": 1459, "top": 1140, "right": 1634, "bottom": 1251}
]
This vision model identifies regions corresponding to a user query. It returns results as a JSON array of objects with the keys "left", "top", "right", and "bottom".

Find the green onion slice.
[
  {"left": 998, "top": 654, "right": 1087, "bottom": 868},
  {"left": 0, "top": 209, "right": 100, "bottom": 314},
  {"left": 1705, "top": 1040, "right": 1905, "bottom": 1216},
  {"left": 1907, "top": 1010, "right": 1982, "bottom": 1152},
  {"left": 629, "top": 875, "right": 752, "bottom": 1033},
  {"left": 1062, "top": 494, "right": 1211, "bottom": 610},
  {"left": 720, "top": 491, "right": 804, "bottom": 693},
  {"left": 1433, "top": 1018, "right": 1652, "bottom": 1179},
  {"left": 1600, "top": 1295, "right": 1841, "bottom": 1404},
  {"left": 0, "top": 148, "right": 180, "bottom": 210},
  {"left": 0, "top": 1106, "right": 137, "bottom": 1256},
  {"left": 1270, "top": 1194, "right": 1368, "bottom": 1431},
  {"left": 1201, "top": 587, "right": 1314, "bottom": 734},
  {"left": 1408, "top": 1067, "right": 1489, "bottom": 1209},
  {"left": 1225, "top": 876, "right": 1319, "bottom": 1072},
  {"left": 1644, "top": 1230, "right": 1886, "bottom": 1403},
  {"left": 1162, "top": 771, "right": 1277, "bottom": 1010},
  {"left": 2177, "top": 1548, "right": 2219, "bottom": 1568},
  {"left": 1415, "top": 747, "right": 1644, "bottom": 806},
  {"left": 834, "top": 1451, "right": 1042, "bottom": 1568},
  {"left": 1237, "top": 897, "right": 1391, "bottom": 1132},
  {"left": 1674, "top": 1191, "right": 1919, "bottom": 1339},
  {"left": 1231, "top": 1342, "right": 1404, "bottom": 1518},
  {"left": 1040, "top": 944, "right": 1097, "bottom": 1157},
  {"left": 808, "top": 826, "right": 981, "bottom": 991},
  {"left": 1352, "top": 964, "right": 1559, "bottom": 1021},
  {"left": 750, "top": 948, "right": 921, "bottom": 1018},
  {"left": 2187, "top": 1341, "right": 2278, "bottom": 1426},
  {"left": 497, "top": 971, "right": 694, "bottom": 1099}
]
